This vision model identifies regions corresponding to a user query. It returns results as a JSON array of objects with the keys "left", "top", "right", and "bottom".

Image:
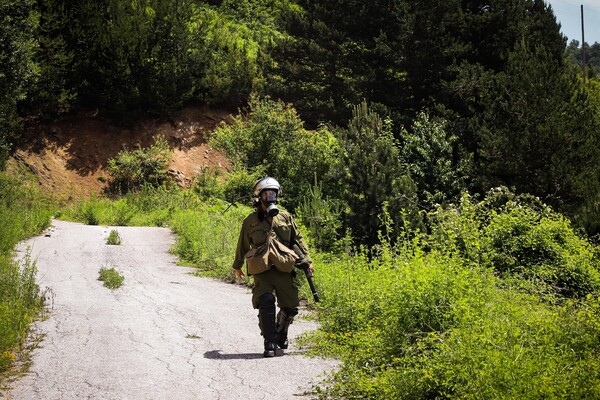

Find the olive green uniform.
[{"left": 232, "top": 210, "right": 311, "bottom": 309}]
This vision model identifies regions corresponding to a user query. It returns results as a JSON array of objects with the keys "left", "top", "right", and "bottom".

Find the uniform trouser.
[{"left": 252, "top": 267, "right": 299, "bottom": 309}]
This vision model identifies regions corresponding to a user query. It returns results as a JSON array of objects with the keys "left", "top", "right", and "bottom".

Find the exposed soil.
[{"left": 9, "top": 106, "right": 234, "bottom": 199}]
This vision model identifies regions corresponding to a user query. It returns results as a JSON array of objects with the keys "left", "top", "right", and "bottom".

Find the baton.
[{"left": 292, "top": 244, "right": 320, "bottom": 302}]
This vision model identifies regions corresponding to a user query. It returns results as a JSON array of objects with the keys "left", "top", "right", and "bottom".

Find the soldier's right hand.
[{"left": 234, "top": 268, "right": 245, "bottom": 280}]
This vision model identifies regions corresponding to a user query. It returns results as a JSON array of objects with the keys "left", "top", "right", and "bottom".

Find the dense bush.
[
  {"left": 0, "top": 0, "right": 37, "bottom": 167},
  {"left": 429, "top": 188, "right": 600, "bottom": 299},
  {"left": 169, "top": 202, "right": 249, "bottom": 278},
  {"left": 399, "top": 112, "right": 471, "bottom": 208},
  {"left": 337, "top": 102, "right": 421, "bottom": 248},
  {"left": 308, "top": 193, "right": 600, "bottom": 399},
  {"left": 106, "top": 136, "right": 172, "bottom": 195}
]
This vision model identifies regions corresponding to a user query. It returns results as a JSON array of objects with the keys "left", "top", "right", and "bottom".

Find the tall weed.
[
  {"left": 0, "top": 172, "right": 53, "bottom": 372},
  {"left": 169, "top": 202, "right": 249, "bottom": 278}
]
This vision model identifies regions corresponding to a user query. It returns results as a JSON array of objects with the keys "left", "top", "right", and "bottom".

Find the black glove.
[{"left": 294, "top": 257, "right": 310, "bottom": 270}]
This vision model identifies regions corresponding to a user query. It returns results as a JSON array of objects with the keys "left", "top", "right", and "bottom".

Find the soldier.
[{"left": 232, "top": 177, "right": 314, "bottom": 357}]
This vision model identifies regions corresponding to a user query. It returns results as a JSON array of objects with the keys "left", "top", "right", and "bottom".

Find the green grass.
[
  {"left": 98, "top": 267, "right": 124, "bottom": 289},
  {"left": 0, "top": 171, "right": 54, "bottom": 373},
  {"left": 106, "top": 230, "right": 122, "bottom": 245}
]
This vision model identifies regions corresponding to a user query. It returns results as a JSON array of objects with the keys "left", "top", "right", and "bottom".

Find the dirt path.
[{"left": 4, "top": 220, "right": 336, "bottom": 400}]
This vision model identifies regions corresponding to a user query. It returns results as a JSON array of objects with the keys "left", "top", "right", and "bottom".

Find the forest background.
[{"left": 3, "top": 0, "right": 600, "bottom": 398}]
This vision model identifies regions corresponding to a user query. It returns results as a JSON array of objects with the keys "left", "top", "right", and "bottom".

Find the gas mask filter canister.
[{"left": 261, "top": 190, "right": 279, "bottom": 217}]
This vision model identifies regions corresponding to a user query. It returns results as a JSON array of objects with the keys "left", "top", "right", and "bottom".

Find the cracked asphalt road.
[{"left": 5, "top": 219, "right": 337, "bottom": 400}]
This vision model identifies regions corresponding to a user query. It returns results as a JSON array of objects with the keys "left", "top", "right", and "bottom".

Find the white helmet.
[{"left": 253, "top": 177, "right": 281, "bottom": 197}]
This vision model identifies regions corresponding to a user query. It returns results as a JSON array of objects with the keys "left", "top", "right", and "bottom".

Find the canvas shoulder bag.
[
  {"left": 244, "top": 222, "right": 274, "bottom": 275},
  {"left": 245, "top": 217, "right": 299, "bottom": 275}
]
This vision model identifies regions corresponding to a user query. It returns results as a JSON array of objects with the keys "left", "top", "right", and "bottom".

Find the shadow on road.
[{"left": 203, "top": 350, "right": 264, "bottom": 360}]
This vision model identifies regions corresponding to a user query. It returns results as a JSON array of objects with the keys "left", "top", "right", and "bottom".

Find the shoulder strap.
[{"left": 266, "top": 217, "right": 275, "bottom": 244}]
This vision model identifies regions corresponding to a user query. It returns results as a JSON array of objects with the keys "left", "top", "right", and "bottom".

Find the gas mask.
[{"left": 260, "top": 189, "right": 279, "bottom": 217}]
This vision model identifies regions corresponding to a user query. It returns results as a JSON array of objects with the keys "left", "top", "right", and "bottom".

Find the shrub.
[
  {"left": 399, "top": 112, "right": 471, "bottom": 207},
  {"left": 107, "top": 135, "right": 172, "bottom": 195},
  {"left": 220, "top": 168, "right": 265, "bottom": 206},
  {"left": 429, "top": 188, "right": 600, "bottom": 299},
  {"left": 0, "top": 252, "right": 43, "bottom": 373},
  {"left": 169, "top": 201, "right": 249, "bottom": 279},
  {"left": 109, "top": 199, "right": 135, "bottom": 226},
  {"left": 69, "top": 197, "right": 110, "bottom": 225},
  {"left": 296, "top": 178, "right": 343, "bottom": 253},
  {"left": 0, "top": 171, "right": 53, "bottom": 372},
  {"left": 192, "top": 166, "right": 224, "bottom": 200},
  {"left": 337, "top": 101, "right": 421, "bottom": 248}
]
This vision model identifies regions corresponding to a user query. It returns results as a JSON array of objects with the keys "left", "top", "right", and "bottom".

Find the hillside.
[{"left": 8, "top": 106, "right": 233, "bottom": 199}]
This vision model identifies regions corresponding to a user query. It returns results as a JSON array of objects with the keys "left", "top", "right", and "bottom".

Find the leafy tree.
[
  {"left": 399, "top": 112, "right": 471, "bottom": 208},
  {"left": 266, "top": 0, "right": 411, "bottom": 127},
  {"left": 24, "top": 0, "right": 75, "bottom": 116},
  {"left": 338, "top": 102, "right": 419, "bottom": 248},
  {"left": 0, "top": 0, "right": 37, "bottom": 168},
  {"left": 187, "top": 2, "right": 287, "bottom": 106},
  {"left": 70, "top": 0, "right": 196, "bottom": 116},
  {"left": 475, "top": 39, "right": 600, "bottom": 228},
  {"left": 210, "top": 96, "right": 344, "bottom": 211},
  {"left": 566, "top": 40, "right": 600, "bottom": 79}
]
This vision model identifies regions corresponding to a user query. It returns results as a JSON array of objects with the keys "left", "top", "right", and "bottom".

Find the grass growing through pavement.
[
  {"left": 106, "top": 230, "right": 122, "bottom": 245},
  {"left": 98, "top": 267, "right": 124, "bottom": 289}
]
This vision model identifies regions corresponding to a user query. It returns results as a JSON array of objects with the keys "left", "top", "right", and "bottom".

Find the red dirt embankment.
[{"left": 9, "top": 106, "right": 234, "bottom": 199}]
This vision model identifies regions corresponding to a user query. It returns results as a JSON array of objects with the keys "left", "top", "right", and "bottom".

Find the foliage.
[
  {"left": 0, "top": 0, "right": 38, "bottom": 167},
  {"left": 399, "top": 113, "right": 471, "bottom": 208},
  {"left": 186, "top": 2, "right": 286, "bottom": 106},
  {"left": 296, "top": 177, "right": 343, "bottom": 253},
  {"left": 0, "top": 252, "right": 42, "bottom": 372},
  {"left": 169, "top": 202, "right": 249, "bottom": 279},
  {"left": 192, "top": 166, "right": 224, "bottom": 201},
  {"left": 474, "top": 40, "right": 600, "bottom": 224},
  {"left": 429, "top": 188, "right": 600, "bottom": 300},
  {"left": 220, "top": 168, "right": 265, "bottom": 206},
  {"left": 338, "top": 102, "right": 420, "bottom": 248},
  {"left": 211, "top": 96, "right": 344, "bottom": 211},
  {"left": 0, "top": 172, "right": 54, "bottom": 253},
  {"left": 566, "top": 40, "right": 600, "bottom": 79},
  {"left": 24, "top": 0, "right": 75, "bottom": 116},
  {"left": 0, "top": 171, "right": 53, "bottom": 372},
  {"left": 308, "top": 191, "right": 600, "bottom": 399},
  {"left": 17, "top": 0, "right": 298, "bottom": 117},
  {"left": 106, "top": 230, "right": 121, "bottom": 245},
  {"left": 98, "top": 267, "right": 124, "bottom": 289},
  {"left": 107, "top": 135, "right": 172, "bottom": 195}
]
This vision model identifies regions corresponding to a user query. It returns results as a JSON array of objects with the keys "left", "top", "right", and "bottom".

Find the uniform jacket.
[{"left": 232, "top": 210, "right": 311, "bottom": 270}]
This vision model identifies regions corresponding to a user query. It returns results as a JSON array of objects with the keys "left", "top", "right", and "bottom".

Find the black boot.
[
  {"left": 276, "top": 307, "right": 298, "bottom": 350},
  {"left": 263, "top": 340, "right": 276, "bottom": 358},
  {"left": 258, "top": 293, "right": 277, "bottom": 357}
]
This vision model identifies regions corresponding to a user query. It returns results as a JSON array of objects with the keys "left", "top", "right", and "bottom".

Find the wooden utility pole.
[{"left": 582, "top": 5, "right": 587, "bottom": 84}]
